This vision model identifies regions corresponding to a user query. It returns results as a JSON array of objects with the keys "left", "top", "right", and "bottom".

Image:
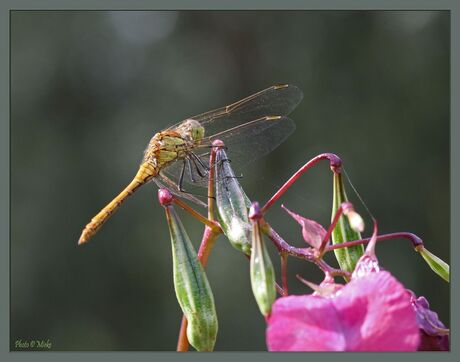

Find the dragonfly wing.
[
  {"left": 161, "top": 85, "right": 301, "bottom": 192},
  {"left": 168, "top": 84, "right": 303, "bottom": 136},
  {"left": 163, "top": 116, "right": 296, "bottom": 190},
  {"left": 204, "top": 115, "right": 296, "bottom": 169}
]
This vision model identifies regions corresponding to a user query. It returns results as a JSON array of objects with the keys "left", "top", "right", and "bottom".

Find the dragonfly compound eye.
[{"left": 192, "top": 124, "right": 205, "bottom": 143}]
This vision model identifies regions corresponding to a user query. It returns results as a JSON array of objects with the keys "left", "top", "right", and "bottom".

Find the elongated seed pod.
[
  {"left": 164, "top": 205, "right": 218, "bottom": 351},
  {"left": 215, "top": 146, "right": 252, "bottom": 255},
  {"left": 416, "top": 246, "right": 450, "bottom": 282},
  {"left": 331, "top": 172, "right": 364, "bottom": 274},
  {"left": 249, "top": 202, "right": 276, "bottom": 317}
]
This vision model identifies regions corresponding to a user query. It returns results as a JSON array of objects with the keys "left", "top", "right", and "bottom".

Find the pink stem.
[
  {"left": 207, "top": 141, "right": 221, "bottom": 222},
  {"left": 263, "top": 222, "right": 349, "bottom": 277},
  {"left": 262, "top": 220, "right": 423, "bottom": 279},
  {"left": 318, "top": 202, "right": 351, "bottom": 255},
  {"left": 326, "top": 232, "right": 423, "bottom": 251},
  {"left": 275, "top": 283, "right": 287, "bottom": 297},
  {"left": 280, "top": 253, "right": 289, "bottom": 295},
  {"left": 316, "top": 259, "right": 351, "bottom": 278},
  {"left": 172, "top": 196, "right": 221, "bottom": 232},
  {"left": 262, "top": 222, "right": 316, "bottom": 261},
  {"left": 261, "top": 153, "right": 342, "bottom": 213}
]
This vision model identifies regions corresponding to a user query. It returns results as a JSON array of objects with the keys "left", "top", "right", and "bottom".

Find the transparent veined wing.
[
  {"left": 153, "top": 172, "right": 208, "bottom": 207},
  {"left": 167, "top": 84, "right": 303, "bottom": 137},
  {"left": 160, "top": 115, "right": 295, "bottom": 194},
  {"left": 203, "top": 115, "right": 296, "bottom": 167}
]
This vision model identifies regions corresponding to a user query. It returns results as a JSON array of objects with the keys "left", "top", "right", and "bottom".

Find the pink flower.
[
  {"left": 266, "top": 271, "right": 420, "bottom": 351},
  {"left": 409, "top": 292, "right": 450, "bottom": 351}
]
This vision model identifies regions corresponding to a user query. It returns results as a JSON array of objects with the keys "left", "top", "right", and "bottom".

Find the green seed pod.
[
  {"left": 164, "top": 205, "right": 218, "bottom": 351},
  {"left": 416, "top": 246, "right": 450, "bottom": 282},
  {"left": 331, "top": 172, "right": 364, "bottom": 274},
  {"left": 215, "top": 146, "right": 252, "bottom": 255},
  {"left": 249, "top": 202, "right": 276, "bottom": 317}
]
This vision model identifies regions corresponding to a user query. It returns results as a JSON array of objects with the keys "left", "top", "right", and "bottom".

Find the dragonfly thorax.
[{"left": 141, "top": 119, "right": 205, "bottom": 171}]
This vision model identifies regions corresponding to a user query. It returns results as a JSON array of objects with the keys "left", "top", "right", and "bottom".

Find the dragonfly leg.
[
  {"left": 186, "top": 157, "right": 198, "bottom": 184},
  {"left": 178, "top": 159, "right": 187, "bottom": 192},
  {"left": 215, "top": 156, "right": 244, "bottom": 181},
  {"left": 190, "top": 155, "right": 208, "bottom": 178},
  {"left": 189, "top": 151, "right": 210, "bottom": 172},
  {"left": 185, "top": 153, "right": 210, "bottom": 184}
]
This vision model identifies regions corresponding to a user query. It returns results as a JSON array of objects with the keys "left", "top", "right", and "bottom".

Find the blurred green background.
[{"left": 11, "top": 11, "right": 449, "bottom": 351}]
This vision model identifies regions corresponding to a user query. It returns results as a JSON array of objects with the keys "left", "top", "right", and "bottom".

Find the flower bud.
[
  {"left": 249, "top": 202, "right": 276, "bottom": 317},
  {"left": 214, "top": 145, "right": 252, "bottom": 255},
  {"left": 331, "top": 173, "right": 364, "bottom": 273},
  {"left": 163, "top": 204, "right": 218, "bottom": 351},
  {"left": 342, "top": 206, "right": 365, "bottom": 233},
  {"left": 158, "top": 188, "right": 173, "bottom": 206}
]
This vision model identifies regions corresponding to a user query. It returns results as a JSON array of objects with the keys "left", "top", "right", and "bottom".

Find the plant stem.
[
  {"left": 261, "top": 219, "right": 423, "bottom": 279},
  {"left": 280, "top": 253, "right": 289, "bottom": 295},
  {"left": 325, "top": 232, "right": 423, "bottom": 251},
  {"left": 176, "top": 317, "right": 189, "bottom": 352},
  {"left": 262, "top": 153, "right": 342, "bottom": 213},
  {"left": 318, "top": 202, "right": 351, "bottom": 255},
  {"left": 262, "top": 221, "right": 316, "bottom": 262},
  {"left": 207, "top": 142, "right": 219, "bottom": 222},
  {"left": 173, "top": 197, "right": 221, "bottom": 233}
]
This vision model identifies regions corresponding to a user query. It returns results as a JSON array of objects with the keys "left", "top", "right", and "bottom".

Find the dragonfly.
[{"left": 78, "top": 84, "right": 304, "bottom": 245}]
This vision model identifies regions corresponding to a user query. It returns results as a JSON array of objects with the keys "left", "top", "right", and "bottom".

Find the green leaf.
[
  {"left": 331, "top": 172, "right": 364, "bottom": 274},
  {"left": 165, "top": 205, "right": 218, "bottom": 351}
]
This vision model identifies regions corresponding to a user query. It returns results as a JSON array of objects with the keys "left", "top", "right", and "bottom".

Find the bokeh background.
[{"left": 11, "top": 11, "right": 450, "bottom": 351}]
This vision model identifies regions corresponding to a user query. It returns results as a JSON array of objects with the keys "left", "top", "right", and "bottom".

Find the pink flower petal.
[
  {"left": 282, "top": 205, "right": 327, "bottom": 249},
  {"left": 409, "top": 292, "right": 450, "bottom": 351},
  {"left": 267, "top": 271, "right": 419, "bottom": 351}
]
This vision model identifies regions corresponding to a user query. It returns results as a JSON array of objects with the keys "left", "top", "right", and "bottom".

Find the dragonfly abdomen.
[{"left": 78, "top": 162, "right": 157, "bottom": 244}]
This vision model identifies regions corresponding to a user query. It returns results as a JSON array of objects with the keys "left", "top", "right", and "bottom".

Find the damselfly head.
[{"left": 175, "top": 119, "right": 205, "bottom": 143}]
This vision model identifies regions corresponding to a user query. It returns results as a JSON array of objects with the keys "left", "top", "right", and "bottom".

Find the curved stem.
[
  {"left": 261, "top": 217, "right": 424, "bottom": 286},
  {"left": 262, "top": 153, "right": 342, "bottom": 213},
  {"left": 261, "top": 221, "right": 316, "bottom": 261},
  {"left": 325, "top": 232, "right": 423, "bottom": 252},
  {"left": 261, "top": 221, "right": 349, "bottom": 279}
]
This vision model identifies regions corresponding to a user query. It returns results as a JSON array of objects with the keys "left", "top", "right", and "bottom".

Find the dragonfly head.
[{"left": 177, "top": 119, "right": 205, "bottom": 144}]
